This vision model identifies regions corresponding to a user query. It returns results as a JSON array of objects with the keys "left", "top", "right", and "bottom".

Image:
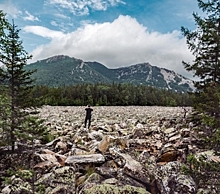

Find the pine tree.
[{"left": 0, "top": 18, "right": 47, "bottom": 151}]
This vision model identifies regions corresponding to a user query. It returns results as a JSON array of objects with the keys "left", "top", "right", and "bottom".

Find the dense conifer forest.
[{"left": 30, "top": 83, "right": 192, "bottom": 106}]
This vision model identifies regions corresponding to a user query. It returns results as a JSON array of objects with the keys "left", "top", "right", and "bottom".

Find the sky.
[{"left": 0, "top": 0, "right": 202, "bottom": 79}]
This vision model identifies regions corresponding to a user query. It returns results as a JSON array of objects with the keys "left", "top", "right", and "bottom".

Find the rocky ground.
[{"left": 0, "top": 106, "right": 220, "bottom": 194}]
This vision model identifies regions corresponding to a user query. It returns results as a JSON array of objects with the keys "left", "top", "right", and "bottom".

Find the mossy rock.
[{"left": 80, "top": 183, "right": 150, "bottom": 194}]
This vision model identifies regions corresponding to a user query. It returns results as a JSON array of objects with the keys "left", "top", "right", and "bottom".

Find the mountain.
[{"left": 25, "top": 55, "right": 195, "bottom": 92}]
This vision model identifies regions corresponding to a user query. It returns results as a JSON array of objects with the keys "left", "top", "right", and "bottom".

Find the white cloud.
[
  {"left": 109, "top": 0, "right": 126, "bottom": 6},
  {"left": 51, "top": 20, "right": 58, "bottom": 26},
  {"left": 0, "top": 0, "right": 22, "bottom": 18},
  {"left": 27, "top": 15, "right": 194, "bottom": 79},
  {"left": 23, "top": 11, "right": 40, "bottom": 21},
  {"left": 47, "top": 0, "right": 125, "bottom": 15},
  {"left": 54, "top": 13, "right": 71, "bottom": 19},
  {"left": 23, "top": 26, "right": 65, "bottom": 39}
]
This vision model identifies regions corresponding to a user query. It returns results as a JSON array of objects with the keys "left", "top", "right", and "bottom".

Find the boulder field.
[{"left": 1, "top": 106, "right": 219, "bottom": 193}]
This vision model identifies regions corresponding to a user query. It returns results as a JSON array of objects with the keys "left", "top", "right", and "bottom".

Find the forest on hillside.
[{"left": 30, "top": 83, "right": 192, "bottom": 106}]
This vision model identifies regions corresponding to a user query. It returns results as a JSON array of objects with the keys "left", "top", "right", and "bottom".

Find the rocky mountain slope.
[{"left": 25, "top": 55, "right": 194, "bottom": 92}]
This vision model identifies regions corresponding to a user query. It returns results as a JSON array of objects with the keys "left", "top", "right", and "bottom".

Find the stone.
[
  {"left": 71, "top": 147, "right": 90, "bottom": 155},
  {"left": 102, "top": 178, "right": 118, "bottom": 184},
  {"left": 155, "top": 161, "right": 197, "bottom": 194},
  {"left": 168, "top": 134, "right": 181, "bottom": 142},
  {"left": 34, "top": 160, "right": 61, "bottom": 172},
  {"left": 1, "top": 186, "right": 11, "bottom": 194},
  {"left": 46, "top": 138, "right": 61, "bottom": 147},
  {"left": 65, "top": 154, "right": 105, "bottom": 165},
  {"left": 156, "top": 144, "right": 179, "bottom": 163},
  {"left": 34, "top": 153, "right": 58, "bottom": 163},
  {"left": 79, "top": 183, "right": 151, "bottom": 194},
  {"left": 196, "top": 150, "right": 220, "bottom": 163},
  {"left": 1, "top": 106, "right": 216, "bottom": 193},
  {"left": 55, "top": 153, "right": 67, "bottom": 166},
  {"left": 36, "top": 166, "right": 76, "bottom": 194},
  {"left": 97, "top": 135, "right": 110, "bottom": 154},
  {"left": 55, "top": 141, "right": 67, "bottom": 153},
  {"left": 88, "top": 131, "right": 104, "bottom": 141}
]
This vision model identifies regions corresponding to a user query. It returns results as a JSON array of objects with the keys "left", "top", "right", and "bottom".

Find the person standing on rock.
[{"left": 84, "top": 104, "right": 93, "bottom": 129}]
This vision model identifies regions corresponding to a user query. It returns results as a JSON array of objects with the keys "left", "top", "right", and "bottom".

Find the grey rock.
[
  {"left": 155, "top": 161, "right": 196, "bottom": 194},
  {"left": 65, "top": 154, "right": 105, "bottom": 165},
  {"left": 2, "top": 106, "right": 217, "bottom": 194}
]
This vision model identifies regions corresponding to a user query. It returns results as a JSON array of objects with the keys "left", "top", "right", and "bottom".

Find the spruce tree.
[
  {"left": 0, "top": 11, "right": 10, "bottom": 146},
  {"left": 181, "top": 0, "right": 220, "bottom": 191},
  {"left": 181, "top": 0, "right": 220, "bottom": 150},
  {"left": 0, "top": 11, "right": 8, "bottom": 36},
  {"left": 0, "top": 17, "right": 47, "bottom": 151}
]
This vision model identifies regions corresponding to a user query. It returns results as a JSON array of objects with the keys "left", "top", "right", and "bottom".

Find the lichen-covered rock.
[
  {"left": 4, "top": 175, "right": 32, "bottom": 194},
  {"left": 195, "top": 150, "right": 220, "bottom": 163},
  {"left": 46, "top": 185, "right": 74, "bottom": 194},
  {"left": 155, "top": 161, "right": 197, "bottom": 194},
  {"left": 196, "top": 188, "right": 216, "bottom": 194},
  {"left": 1, "top": 186, "right": 11, "bottom": 194},
  {"left": 36, "top": 166, "right": 76, "bottom": 194},
  {"left": 79, "top": 183, "right": 151, "bottom": 194}
]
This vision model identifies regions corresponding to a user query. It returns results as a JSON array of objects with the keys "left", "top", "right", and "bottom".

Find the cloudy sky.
[{"left": 0, "top": 0, "right": 201, "bottom": 79}]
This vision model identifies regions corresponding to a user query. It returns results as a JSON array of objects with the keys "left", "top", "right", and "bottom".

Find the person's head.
[{"left": 87, "top": 104, "right": 90, "bottom": 107}]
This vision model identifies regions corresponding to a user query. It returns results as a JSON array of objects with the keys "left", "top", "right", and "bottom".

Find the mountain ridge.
[{"left": 25, "top": 55, "right": 194, "bottom": 92}]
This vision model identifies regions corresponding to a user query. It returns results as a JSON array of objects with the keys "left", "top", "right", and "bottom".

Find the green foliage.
[
  {"left": 182, "top": 0, "right": 220, "bottom": 150},
  {"left": 35, "top": 184, "right": 46, "bottom": 194},
  {"left": 0, "top": 92, "right": 11, "bottom": 146},
  {"left": 24, "top": 55, "right": 194, "bottom": 93},
  {"left": 0, "top": 13, "right": 48, "bottom": 151},
  {"left": 24, "top": 56, "right": 111, "bottom": 87},
  {"left": 41, "top": 133, "right": 55, "bottom": 144},
  {"left": 85, "top": 164, "right": 96, "bottom": 176},
  {"left": 181, "top": 0, "right": 220, "bottom": 191},
  {"left": 3, "top": 168, "right": 33, "bottom": 184},
  {"left": 182, "top": 153, "right": 220, "bottom": 192},
  {"left": 2, "top": 167, "right": 48, "bottom": 194},
  {"left": 29, "top": 83, "right": 192, "bottom": 107},
  {"left": 0, "top": 11, "right": 9, "bottom": 37},
  {"left": 181, "top": 0, "right": 220, "bottom": 149}
]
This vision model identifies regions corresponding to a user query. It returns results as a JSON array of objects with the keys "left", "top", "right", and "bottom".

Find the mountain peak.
[
  {"left": 26, "top": 55, "right": 195, "bottom": 92},
  {"left": 45, "top": 55, "right": 71, "bottom": 63}
]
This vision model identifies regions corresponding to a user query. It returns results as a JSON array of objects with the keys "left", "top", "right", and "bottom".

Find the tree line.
[{"left": 30, "top": 83, "right": 192, "bottom": 107}]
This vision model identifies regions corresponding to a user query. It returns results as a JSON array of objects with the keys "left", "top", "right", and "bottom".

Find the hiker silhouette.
[{"left": 84, "top": 105, "right": 93, "bottom": 129}]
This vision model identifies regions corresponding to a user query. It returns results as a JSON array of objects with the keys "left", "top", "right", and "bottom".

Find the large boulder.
[{"left": 155, "top": 161, "right": 197, "bottom": 194}]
